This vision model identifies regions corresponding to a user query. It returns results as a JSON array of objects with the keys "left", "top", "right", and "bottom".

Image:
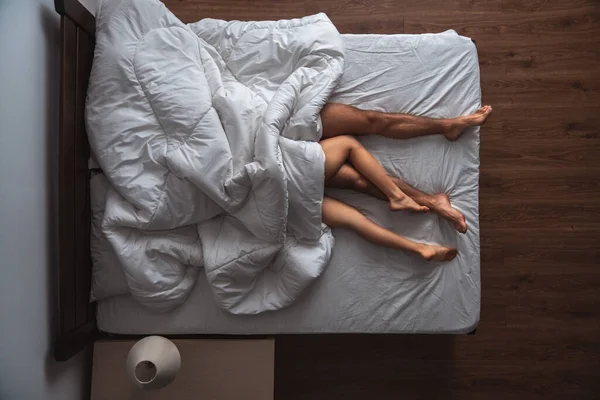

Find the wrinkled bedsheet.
[{"left": 87, "top": 0, "right": 344, "bottom": 314}]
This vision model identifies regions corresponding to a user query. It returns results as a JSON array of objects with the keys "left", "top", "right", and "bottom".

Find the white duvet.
[{"left": 87, "top": 0, "right": 344, "bottom": 314}]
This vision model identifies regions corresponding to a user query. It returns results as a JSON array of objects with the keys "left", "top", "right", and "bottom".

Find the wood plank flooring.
[{"left": 163, "top": 1, "right": 600, "bottom": 398}]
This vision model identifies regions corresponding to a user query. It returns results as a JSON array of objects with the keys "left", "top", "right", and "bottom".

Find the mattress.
[{"left": 96, "top": 30, "right": 481, "bottom": 334}]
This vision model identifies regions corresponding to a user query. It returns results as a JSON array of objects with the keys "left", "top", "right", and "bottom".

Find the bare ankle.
[
  {"left": 442, "top": 119, "right": 457, "bottom": 133},
  {"left": 415, "top": 244, "right": 431, "bottom": 259},
  {"left": 418, "top": 195, "right": 435, "bottom": 208},
  {"left": 428, "top": 193, "right": 446, "bottom": 206},
  {"left": 388, "top": 188, "right": 405, "bottom": 202},
  {"left": 452, "top": 118, "right": 468, "bottom": 131},
  {"left": 443, "top": 119, "right": 468, "bottom": 141}
]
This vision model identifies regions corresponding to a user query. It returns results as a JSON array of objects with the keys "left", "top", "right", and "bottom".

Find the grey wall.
[{"left": 0, "top": 1, "right": 90, "bottom": 399}]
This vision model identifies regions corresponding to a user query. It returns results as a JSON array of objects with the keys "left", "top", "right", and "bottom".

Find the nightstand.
[{"left": 90, "top": 339, "right": 274, "bottom": 399}]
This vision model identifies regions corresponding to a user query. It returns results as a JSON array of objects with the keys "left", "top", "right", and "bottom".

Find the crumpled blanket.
[{"left": 86, "top": 0, "right": 345, "bottom": 314}]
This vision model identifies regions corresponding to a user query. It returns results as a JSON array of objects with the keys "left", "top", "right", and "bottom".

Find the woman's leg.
[
  {"left": 320, "top": 136, "right": 428, "bottom": 212},
  {"left": 322, "top": 197, "right": 457, "bottom": 262},
  {"left": 320, "top": 103, "right": 492, "bottom": 140},
  {"left": 326, "top": 164, "right": 467, "bottom": 233}
]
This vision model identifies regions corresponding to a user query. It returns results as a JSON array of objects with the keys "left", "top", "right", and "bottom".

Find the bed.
[{"left": 54, "top": 0, "right": 481, "bottom": 360}]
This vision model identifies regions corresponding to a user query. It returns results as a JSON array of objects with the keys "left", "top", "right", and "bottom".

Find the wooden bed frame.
[
  {"left": 54, "top": 0, "right": 96, "bottom": 361},
  {"left": 53, "top": 0, "right": 479, "bottom": 362}
]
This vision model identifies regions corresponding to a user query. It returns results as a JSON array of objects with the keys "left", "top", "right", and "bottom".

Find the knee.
[
  {"left": 364, "top": 111, "right": 380, "bottom": 135},
  {"left": 352, "top": 177, "right": 370, "bottom": 192},
  {"left": 325, "top": 134, "right": 361, "bottom": 151},
  {"left": 339, "top": 135, "right": 362, "bottom": 149}
]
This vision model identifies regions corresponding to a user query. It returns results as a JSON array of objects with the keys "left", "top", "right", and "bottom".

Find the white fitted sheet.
[{"left": 96, "top": 30, "right": 481, "bottom": 334}]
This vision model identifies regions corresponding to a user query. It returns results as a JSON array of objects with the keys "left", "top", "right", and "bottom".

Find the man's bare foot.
[
  {"left": 428, "top": 193, "right": 467, "bottom": 233},
  {"left": 445, "top": 105, "right": 492, "bottom": 141},
  {"left": 418, "top": 244, "right": 458, "bottom": 262},
  {"left": 390, "top": 194, "right": 429, "bottom": 213}
]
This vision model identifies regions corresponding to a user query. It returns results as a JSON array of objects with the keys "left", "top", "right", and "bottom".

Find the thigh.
[
  {"left": 319, "top": 136, "right": 359, "bottom": 180},
  {"left": 320, "top": 103, "right": 372, "bottom": 139}
]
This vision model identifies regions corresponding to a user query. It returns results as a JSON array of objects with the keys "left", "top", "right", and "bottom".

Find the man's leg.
[
  {"left": 320, "top": 136, "right": 428, "bottom": 212},
  {"left": 325, "top": 163, "right": 388, "bottom": 200},
  {"left": 326, "top": 164, "right": 467, "bottom": 233},
  {"left": 322, "top": 197, "right": 457, "bottom": 262},
  {"left": 320, "top": 103, "right": 492, "bottom": 140}
]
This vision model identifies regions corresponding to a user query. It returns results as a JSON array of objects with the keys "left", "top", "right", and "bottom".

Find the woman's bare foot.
[
  {"left": 389, "top": 194, "right": 429, "bottom": 213},
  {"left": 418, "top": 244, "right": 458, "bottom": 262},
  {"left": 445, "top": 105, "right": 492, "bottom": 141},
  {"left": 428, "top": 193, "right": 467, "bottom": 233}
]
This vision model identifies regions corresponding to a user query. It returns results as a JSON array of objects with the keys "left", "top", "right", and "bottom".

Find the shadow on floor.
[{"left": 275, "top": 334, "right": 455, "bottom": 400}]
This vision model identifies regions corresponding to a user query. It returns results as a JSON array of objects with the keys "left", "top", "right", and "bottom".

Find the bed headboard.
[{"left": 54, "top": 0, "right": 97, "bottom": 361}]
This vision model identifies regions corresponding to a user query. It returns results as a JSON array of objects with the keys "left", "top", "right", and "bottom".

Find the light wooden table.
[{"left": 91, "top": 339, "right": 274, "bottom": 400}]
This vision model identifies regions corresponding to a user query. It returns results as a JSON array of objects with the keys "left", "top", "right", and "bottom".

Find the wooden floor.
[{"left": 164, "top": 1, "right": 600, "bottom": 398}]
